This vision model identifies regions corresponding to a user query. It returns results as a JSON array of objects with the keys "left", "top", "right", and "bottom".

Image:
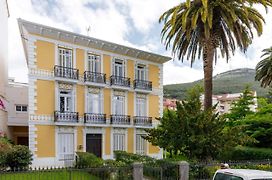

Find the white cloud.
[{"left": 6, "top": 0, "right": 272, "bottom": 86}]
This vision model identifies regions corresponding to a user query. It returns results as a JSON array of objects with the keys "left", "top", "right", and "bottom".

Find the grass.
[{"left": 0, "top": 170, "right": 100, "bottom": 180}]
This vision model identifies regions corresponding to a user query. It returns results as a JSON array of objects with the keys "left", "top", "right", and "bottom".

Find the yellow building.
[{"left": 18, "top": 19, "right": 171, "bottom": 167}]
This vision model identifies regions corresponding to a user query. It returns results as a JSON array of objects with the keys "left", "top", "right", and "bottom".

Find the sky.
[{"left": 7, "top": 0, "right": 272, "bottom": 85}]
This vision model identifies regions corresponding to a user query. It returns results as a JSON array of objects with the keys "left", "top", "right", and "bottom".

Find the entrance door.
[
  {"left": 86, "top": 134, "right": 102, "bottom": 158},
  {"left": 17, "top": 137, "right": 29, "bottom": 146}
]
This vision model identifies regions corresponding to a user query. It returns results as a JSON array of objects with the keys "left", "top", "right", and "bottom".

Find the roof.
[
  {"left": 18, "top": 19, "right": 172, "bottom": 65},
  {"left": 216, "top": 169, "right": 272, "bottom": 178}
]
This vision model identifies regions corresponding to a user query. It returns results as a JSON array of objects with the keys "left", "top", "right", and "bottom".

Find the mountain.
[{"left": 163, "top": 68, "right": 269, "bottom": 99}]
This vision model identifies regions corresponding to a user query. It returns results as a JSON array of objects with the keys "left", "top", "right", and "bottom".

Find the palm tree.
[
  {"left": 255, "top": 47, "right": 272, "bottom": 88},
  {"left": 160, "top": 0, "right": 272, "bottom": 110}
]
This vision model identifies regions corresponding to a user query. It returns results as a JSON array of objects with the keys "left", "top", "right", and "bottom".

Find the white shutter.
[{"left": 58, "top": 133, "right": 74, "bottom": 160}]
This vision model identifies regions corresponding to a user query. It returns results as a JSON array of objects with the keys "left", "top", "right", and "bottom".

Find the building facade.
[
  {"left": 0, "top": 0, "right": 9, "bottom": 137},
  {"left": 18, "top": 19, "right": 171, "bottom": 167}
]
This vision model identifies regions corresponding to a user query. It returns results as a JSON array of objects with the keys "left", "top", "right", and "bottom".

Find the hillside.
[{"left": 163, "top": 68, "right": 269, "bottom": 99}]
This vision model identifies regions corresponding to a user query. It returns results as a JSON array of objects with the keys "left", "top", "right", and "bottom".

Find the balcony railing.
[
  {"left": 84, "top": 71, "right": 106, "bottom": 84},
  {"left": 54, "top": 65, "right": 79, "bottom": 80},
  {"left": 54, "top": 111, "right": 79, "bottom": 123},
  {"left": 110, "top": 75, "right": 130, "bottom": 87},
  {"left": 110, "top": 115, "right": 131, "bottom": 125},
  {"left": 134, "top": 79, "right": 152, "bottom": 91},
  {"left": 134, "top": 116, "right": 152, "bottom": 127},
  {"left": 84, "top": 113, "right": 106, "bottom": 124}
]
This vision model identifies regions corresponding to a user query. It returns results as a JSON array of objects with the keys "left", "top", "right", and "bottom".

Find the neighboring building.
[
  {"left": 201, "top": 92, "right": 258, "bottom": 114},
  {"left": 18, "top": 19, "right": 171, "bottom": 167},
  {"left": 0, "top": 0, "right": 9, "bottom": 137},
  {"left": 163, "top": 98, "right": 178, "bottom": 110},
  {"left": 6, "top": 78, "right": 28, "bottom": 145}
]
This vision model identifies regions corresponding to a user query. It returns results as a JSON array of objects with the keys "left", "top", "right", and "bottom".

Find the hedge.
[{"left": 227, "top": 146, "right": 272, "bottom": 160}]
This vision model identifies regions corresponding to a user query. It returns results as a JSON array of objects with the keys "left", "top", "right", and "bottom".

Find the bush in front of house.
[
  {"left": 114, "top": 151, "right": 155, "bottom": 165},
  {"left": 0, "top": 137, "right": 13, "bottom": 168},
  {"left": 5, "top": 145, "right": 32, "bottom": 170},
  {"left": 76, "top": 152, "right": 104, "bottom": 168}
]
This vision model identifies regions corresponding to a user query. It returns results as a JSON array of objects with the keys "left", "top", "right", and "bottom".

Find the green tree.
[
  {"left": 241, "top": 98, "right": 272, "bottom": 148},
  {"left": 225, "top": 86, "right": 255, "bottom": 121},
  {"left": 145, "top": 86, "right": 248, "bottom": 160},
  {"left": 256, "top": 47, "right": 272, "bottom": 88},
  {"left": 160, "top": 0, "right": 271, "bottom": 110}
]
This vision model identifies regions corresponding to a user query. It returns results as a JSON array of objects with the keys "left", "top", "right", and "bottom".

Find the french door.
[{"left": 58, "top": 133, "right": 74, "bottom": 160}]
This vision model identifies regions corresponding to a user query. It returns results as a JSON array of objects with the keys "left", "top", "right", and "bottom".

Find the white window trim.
[
  {"left": 15, "top": 105, "right": 28, "bottom": 113},
  {"left": 54, "top": 43, "right": 76, "bottom": 67},
  {"left": 56, "top": 83, "right": 76, "bottom": 112},
  {"left": 134, "top": 129, "right": 149, "bottom": 155},
  {"left": 111, "top": 90, "right": 127, "bottom": 115},
  {"left": 135, "top": 62, "right": 148, "bottom": 81},
  {"left": 86, "top": 89, "right": 103, "bottom": 114}
]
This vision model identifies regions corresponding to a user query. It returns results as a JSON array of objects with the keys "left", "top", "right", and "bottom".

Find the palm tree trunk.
[{"left": 203, "top": 46, "right": 214, "bottom": 110}]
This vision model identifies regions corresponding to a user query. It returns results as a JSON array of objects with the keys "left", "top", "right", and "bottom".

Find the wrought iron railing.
[
  {"left": 133, "top": 79, "right": 152, "bottom": 91},
  {"left": 84, "top": 113, "right": 106, "bottom": 124},
  {"left": 110, "top": 115, "right": 131, "bottom": 125},
  {"left": 110, "top": 75, "right": 130, "bottom": 87},
  {"left": 54, "top": 111, "right": 79, "bottom": 123},
  {"left": 133, "top": 116, "right": 152, "bottom": 126},
  {"left": 84, "top": 71, "right": 106, "bottom": 84},
  {"left": 54, "top": 65, "right": 79, "bottom": 80}
]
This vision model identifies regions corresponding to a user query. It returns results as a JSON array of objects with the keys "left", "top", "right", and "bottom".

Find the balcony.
[
  {"left": 110, "top": 115, "right": 131, "bottom": 125},
  {"left": 134, "top": 79, "right": 152, "bottom": 91},
  {"left": 84, "top": 113, "right": 106, "bottom": 124},
  {"left": 134, "top": 116, "right": 152, "bottom": 127},
  {"left": 84, "top": 71, "right": 106, "bottom": 84},
  {"left": 110, "top": 75, "right": 130, "bottom": 88},
  {"left": 54, "top": 65, "right": 79, "bottom": 80},
  {"left": 54, "top": 111, "right": 79, "bottom": 123}
]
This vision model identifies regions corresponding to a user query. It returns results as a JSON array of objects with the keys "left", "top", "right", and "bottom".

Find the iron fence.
[
  {"left": 0, "top": 166, "right": 133, "bottom": 180},
  {"left": 143, "top": 162, "right": 179, "bottom": 180}
]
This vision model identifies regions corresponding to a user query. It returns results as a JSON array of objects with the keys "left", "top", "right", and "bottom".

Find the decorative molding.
[
  {"left": 113, "top": 90, "right": 125, "bottom": 96},
  {"left": 88, "top": 87, "right": 100, "bottom": 94},
  {"left": 59, "top": 83, "right": 73, "bottom": 90}
]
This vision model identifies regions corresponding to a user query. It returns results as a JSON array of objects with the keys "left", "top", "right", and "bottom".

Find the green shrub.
[
  {"left": 5, "top": 145, "right": 32, "bottom": 169},
  {"left": 226, "top": 146, "right": 272, "bottom": 160},
  {"left": 0, "top": 137, "right": 12, "bottom": 168},
  {"left": 114, "top": 151, "right": 155, "bottom": 165},
  {"left": 76, "top": 152, "right": 104, "bottom": 168}
]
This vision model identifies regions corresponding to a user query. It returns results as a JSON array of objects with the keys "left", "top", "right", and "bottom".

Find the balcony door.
[
  {"left": 113, "top": 59, "right": 124, "bottom": 77},
  {"left": 136, "top": 134, "right": 146, "bottom": 155},
  {"left": 136, "top": 64, "right": 146, "bottom": 81},
  {"left": 60, "top": 90, "right": 73, "bottom": 112},
  {"left": 136, "top": 96, "right": 147, "bottom": 116},
  {"left": 113, "top": 95, "right": 125, "bottom": 115},
  {"left": 87, "top": 92, "right": 102, "bottom": 114},
  {"left": 88, "top": 53, "right": 100, "bottom": 73},
  {"left": 59, "top": 48, "right": 73, "bottom": 68}
]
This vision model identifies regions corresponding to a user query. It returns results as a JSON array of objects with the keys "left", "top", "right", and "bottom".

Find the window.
[
  {"left": 113, "top": 95, "right": 125, "bottom": 115},
  {"left": 136, "top": 96, "right": 147, "bottom": 116},
  {"left": 136, "top": 64, "right": 146, "bottom": 80},
  {"left": 58, "top": 133, "right": 74, "bottom": 160},
  {"left": 59, "top": 47, "right": 73, "bottom": 68},
  {"left": 87, "top": 92, "right": 102, "bottom": 114},
  {"left": 114, "top": 59, "right": 124, "bottom": 77},
  {"left": 113, "top": 133, "right": 125, "bottom": 151},
  {"left": 87, "top": 53, "right": 100, "bottom": 72},
  {"left": 15, "top": 105, "right": 28, "bottom": 112},
  {"left": 59, "top": 90, "right": 73, "bottom": 112},
  {"left": 136, "top": 134, "right": 146, "bottom": 155},
  {"left": 214, "top": 173, "right": 243, "bottom": 180}
]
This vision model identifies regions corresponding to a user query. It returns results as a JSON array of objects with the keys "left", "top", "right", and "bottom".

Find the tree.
[
  {"left": 225, "top": 86, "right": 255, "bottom": 121},
  {"left": 241, "top": 98, "right": 272, "bottom": 148},
  {"left": 256, "top": 47, "right": 272, "bottom": 88},
  {"left": 160, "top": 0, "right": 271, "bottom": 110},
  {"left": 145, "top": 86, "right": 248, "bottom": 160}
]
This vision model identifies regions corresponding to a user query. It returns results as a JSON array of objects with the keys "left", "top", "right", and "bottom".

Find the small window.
[{"left": 15, "top": 105, "right": 28, "bottom": 112}]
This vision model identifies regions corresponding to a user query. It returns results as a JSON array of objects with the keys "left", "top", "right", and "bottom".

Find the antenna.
[{"left": 86, "top": 26, "right": 91, "bottom": 36}]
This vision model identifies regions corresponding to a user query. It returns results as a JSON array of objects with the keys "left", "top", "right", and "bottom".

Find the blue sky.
[{"left": 7, "top": 0, "right": 272, "bottom": 84}]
